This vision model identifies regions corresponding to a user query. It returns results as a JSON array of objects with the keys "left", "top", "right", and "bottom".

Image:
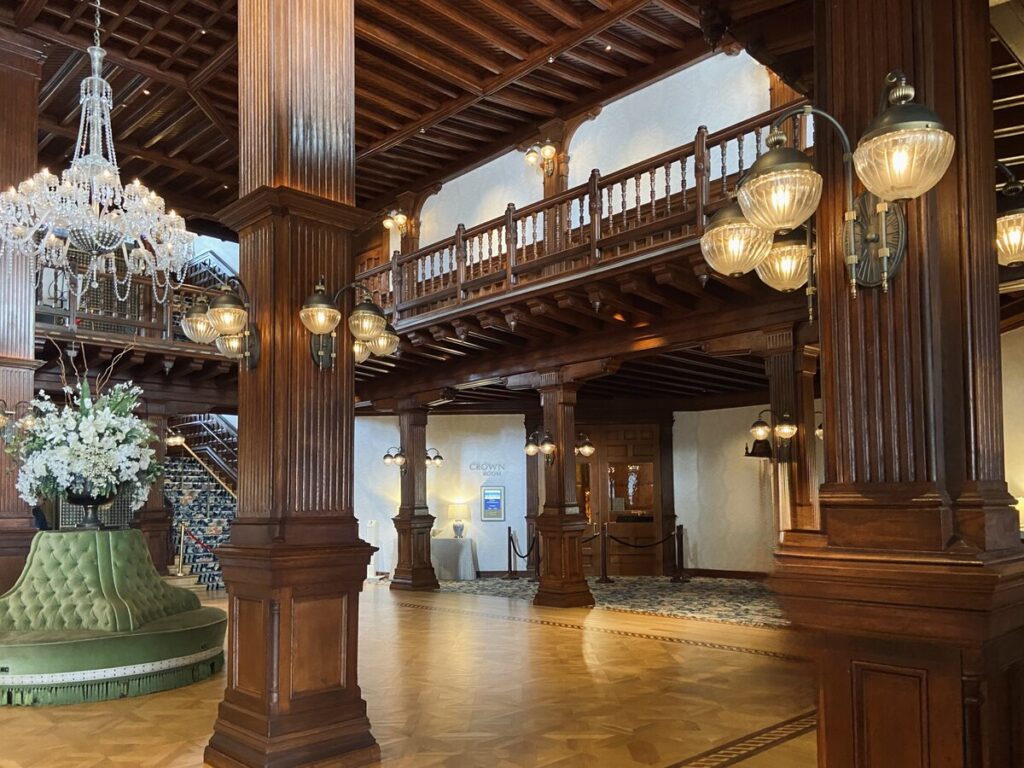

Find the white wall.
[
  {"left": 673, "top": 405, "right": 776, "bottom": 574},
  {"left": 1003, "top": 327, "right": 1024, "bottom": 527},
  {"left": 569, "top": 52, "right": 771, "bottom": 188},
  {"left": 353, "top": 414, "right": 528, "bottom": 574}
]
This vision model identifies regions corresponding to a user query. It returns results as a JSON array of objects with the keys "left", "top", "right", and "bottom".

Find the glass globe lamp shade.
[
  {"left": 207, "top": 290, "right": 249, "bottom": 336},
  {"left": 180, "top": 302, "right": 220, "bottom": 344},
  {"left": 300, "top": 288, "right": 342, "bottom": 335},
  {"left": 382, "top": 452, "right": 394, "bottom": 465},
  {"left": 756, "top": 230, "right": 810, "bottom": 292},
  {"left": 432, "top": 454, "right": 444, "bottom": 467},
  {"left": 353, "top": 340, "right": 372, "bottom": 364},
  {"left": 737, "top": 145, "right": 822, "bottom": 232},
  {"left": 996, "top": 206, "right": 1024, "bottom": 268},
  {"left": 393, "top": 212, "right": 408, "bottom": 228},
  {"left": 539, "top": 432, "right": 556, "bottom": 455},
  {"left": 366, "top": 323, "right": 400, "bottom": 357},
  {"left": 524, "top": 435, "right": 540, "bottom": 456},
  {"left": 578, "top": 438, "right": 596, "bottom": 458},
  {"left": 700, "top": 201, "right": 773, "bottom": 277},
  {"left": 749, "top": 418, "right": 772, "bottom": 442},
  {"left": 215, "top": 334, "right": 246, "bottom": 360},
  {"left": 815, "top": 423, "right": 824, "bottom": 441},
  {"left": 774, "top": 416, "right": 798, "bottom": 441},
  {"left": 525, "top": 147, "right": 540, "bottom": 166},
  {"left": 540, "top": 141, "right": 557, "bottom": 160},
  {"left": 348, "top": 299, "right": 387, "bottom": 341},
  {"left": 382, "top": 215, "right": 395, "bottom": 230},
  {"left": 853, "top": 99, "right": 954, "bottom": 201},
  {"left": 393, "top": 451, "right": 407, "bottom": 467}
]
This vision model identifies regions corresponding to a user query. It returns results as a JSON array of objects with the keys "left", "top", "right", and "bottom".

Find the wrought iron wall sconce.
[
  {"left": 706, "top": 70, "right": 954, "bottom": 301},
  {"left": 299, "top": 277, "right": 398, "bottom": 371},
  {"left": 382, "top": 209, "right": 409, "bottom": 235},
  {"left": 524, "top": 139, "right": 558, "bottom": 176},
  {"left": 382, "top": 446, "right": 407, "bottom": 474},
  {"left": 179, "top": 279, "right": 260, "bottom": 370},
  {"left": 573, "top": 433, "right": 596, "bottom": 457},
  {"left": 996, "top": 161, "right": 1024, "bottom": 268},
  {"left": 425, "top": 448, "right": 444, "bottom": 467},
  {"left": 524, "top": 429, "right": 557, "bottom": 466}
]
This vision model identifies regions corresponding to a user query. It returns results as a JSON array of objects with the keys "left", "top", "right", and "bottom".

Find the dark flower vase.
[{"left": 65, "top": 492, "right": 118, "bottom": 530}]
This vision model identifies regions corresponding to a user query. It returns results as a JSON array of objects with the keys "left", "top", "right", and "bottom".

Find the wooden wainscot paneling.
[
  {"left": 290, "top": 596, "right": 346, "bottom": 697},
  {"left": 232, "top": 597, "right": 269, "bottom": 699}
]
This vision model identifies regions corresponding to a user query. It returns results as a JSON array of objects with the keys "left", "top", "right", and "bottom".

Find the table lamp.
[{"left": 447, "top": 503, "right": 469, "bottom": 539}]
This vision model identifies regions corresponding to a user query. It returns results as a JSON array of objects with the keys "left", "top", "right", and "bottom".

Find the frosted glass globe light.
[
  {"left": 997, "top": 209, "right": 1024, "bottom": 268},
  {"left": 300, "top": 286, "right": 342, "bottom": 335},
  {"left": 737, "top": 134, "right": 822, "bottom": 232},
  {"left": 540, "top": 140, "right": 557, "bottom": 160},
  {"left": 353, "top": 340, "right": 372, "bottom": 364},
  {"left": 348, "top": 298, "right": 386, "bottom": 341},
  {"left": 749, "top": 418, "right": 771, "bottom": 442},
  {"left": 852, "top": 84, "right": 954, "bottom": 201},
  {"left": 208, "top": 289, "right": 249, "bottom": 336},
  {"left": 756, "top": 230, "right": 811, "bottom": 292},
  {"left": 539, "top": 432, "right": 556, "bottom": 455},
  {"left": 524, "top": 434, "right": 540, "bottom": 456},
  {"left": 700, "top": 201, "right": 773, "bottom": 277},
  {"left": 366, "top": 323, "right": 400, "bottom": 357},
  {"left": 525, "top": 146, "right": 540, "bottom": 166},
  {"left": 180, "top": 301, "right": 220, "bottom": 344},
  {"left": 774, "top": 415, "right": 798, "bottom": 441},
  {"left": 215, "top": 333, "right": 245, "bottom": 360}
]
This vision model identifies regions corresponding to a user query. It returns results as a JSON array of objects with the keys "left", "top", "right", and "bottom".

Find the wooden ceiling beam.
[
  {"left": 354, "top": 16, "right": 483, "bottom": 94},
  {"left": 357, "top": 0, "right": 655, "bottom": 163},
  {"left": 186, "top": 38, "right": 237, "bottom": 90},
  {"left": 13, "top": 0, "right": 47, "bottom": 29},
  {"left": 623, "top": 13, "right": 689, "bottom": 47},
  {"left": 415, "top": 0, "right": 530, "bottom": 59},
  {"left": 354, "top": 49, "right": 461, "bottom": 99},
  {"left": 597, "top": 32, "right": 656, "bottom": 64},
  {"left": 472, "top": 0, "right": 556, "bottom": 42},
  {"left": 650, "top": 0, "right": 701, "bottom": 27},
  {"left": 532, "top": 0, "right": 584, "bottom": 28},
  {"left": 563, "top": 46, "right": 629, "bottom": 77},
  {"left": 487, "top": 88, "right": 560, "bottom": 116},
  {"left": 189, "top": 87, "right": 238, "bottom": 147}
]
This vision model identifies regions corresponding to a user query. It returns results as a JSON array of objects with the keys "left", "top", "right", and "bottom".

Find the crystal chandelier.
[{"left": 0, "top": 0, "right": 194, "bottom": 304}]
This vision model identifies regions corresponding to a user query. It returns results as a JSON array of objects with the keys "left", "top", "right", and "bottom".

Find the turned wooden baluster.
[{"left": 695, "top": 125, "right": 709, "bottom": 235}]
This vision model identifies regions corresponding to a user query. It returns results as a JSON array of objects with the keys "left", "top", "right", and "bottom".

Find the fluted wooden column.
[
  {"left": 390, "top": 401, "right": 438, "bottom": 591},
  {"left": 535, "top": 378, "right": 593, "bottom": 608},
  {"left": 131, "top": 413, "right": 171, "bottom": 574},
  {"left": 0, "top": 30, "right": 45, "bottom": 593},
  {"left": 524, "top": 411, "right": 541, "bottom": 578},
  {"left": 773, "top": 0, "right": 1024, "bottom": 763},
  {"left": 204, "top": 2, "right": 377, "bottom": 766}
]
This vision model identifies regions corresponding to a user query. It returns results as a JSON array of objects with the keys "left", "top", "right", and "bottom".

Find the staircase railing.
[{"left": 168, "top": 414, "right": 239, "bottom": 497}]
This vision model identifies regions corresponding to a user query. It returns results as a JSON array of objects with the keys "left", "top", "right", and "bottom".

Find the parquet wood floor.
[{"left": 0, "top": 585, "right": 817, "bottom": 768}]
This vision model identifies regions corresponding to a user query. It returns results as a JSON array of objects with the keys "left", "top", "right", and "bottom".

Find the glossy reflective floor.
[{"left": 0, "top": 584, "right": 817, "bottom": 768}]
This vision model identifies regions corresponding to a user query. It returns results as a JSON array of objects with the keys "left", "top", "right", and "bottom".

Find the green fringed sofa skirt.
[{"left": 0, "top": 530, "right": 227, "bottom": 706}]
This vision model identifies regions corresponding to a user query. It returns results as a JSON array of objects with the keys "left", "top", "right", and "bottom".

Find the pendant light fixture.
[
  {"left": 0, "top": 0, "right": 195, "bottom": 304},
  {"left": 735, "top": 70, "right": 953, "bottom": 295}
]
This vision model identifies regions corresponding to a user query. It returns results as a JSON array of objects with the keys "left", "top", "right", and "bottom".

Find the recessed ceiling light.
[
  {"left": 419, "top": 127, "right": 426, "bottom": 134},
  {"left": 143, "top": 89, "right": 151, "bottom": 95},
  {"left": 200, "top": 29, "right": 207, "bottom": 35},
  {"left": 604, "top": 44, "right": 612, "bottom": 52},
  {"left": 547, "top": 55, "right": 555, "bottom": 63}
]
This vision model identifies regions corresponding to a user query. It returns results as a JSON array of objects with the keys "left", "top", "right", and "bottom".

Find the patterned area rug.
[{"left": 439, "top": 576, "right": 789, "bottom": 628}]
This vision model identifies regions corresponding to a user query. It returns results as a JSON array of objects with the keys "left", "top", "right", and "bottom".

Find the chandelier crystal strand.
[{"left": 0, "top": 0, "right": 194, "bottom": 304}]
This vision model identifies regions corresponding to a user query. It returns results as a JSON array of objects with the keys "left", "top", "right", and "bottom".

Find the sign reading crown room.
[{"left": 469, "top": 462, "right": 506, "bottom": 477}]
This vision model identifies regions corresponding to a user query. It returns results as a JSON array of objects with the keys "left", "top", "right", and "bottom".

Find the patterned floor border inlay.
[
  {"left": 665, "top": 710, "right": 818, "bottom": 767},
  {"left": 393, "top": 601, "right": 803, "bottom": 661}
]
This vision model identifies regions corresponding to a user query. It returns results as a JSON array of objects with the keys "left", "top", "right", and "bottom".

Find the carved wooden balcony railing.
[{"left": 357, "top": 102, "right": 810, "bottom": 328}]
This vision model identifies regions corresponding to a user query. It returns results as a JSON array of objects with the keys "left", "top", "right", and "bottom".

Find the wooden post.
[
  {"left": 524, "top": 414, "right": 541, "bottom": 579},
  {"left": 390, "top": 400, "right": 438, "bottom": 591},
  {"left": 588, "top": 169, "right": 601, "bottom": 263},
  {"left": 671, "top": 525, "right": 686, "bottom": 583},
  {"left": 694, "top": 125, "right": 709, "bottom": 236},
  {"left": 505, "top": 203, "right": 517, "bottom": 289},
  {"left": 772, "top": 0, "right": 1024, "bottom": 763},
  {"left": 390, "top": 249, "right": 403, "bottom": 322},
  {"left": 596, "top": 522, "right": 612, "bottom": 584},
  {"left": 204, "top": 2, "right": 378, "bottom": 766},
  {"left": 0, "top": 31, "right": 46, "bottom": 593},
  {"left": 131, "top": 412, "right": 173, "bottom": 574},
  {"left": 455, "top": 223, "right": 466, "bottom": 303}
]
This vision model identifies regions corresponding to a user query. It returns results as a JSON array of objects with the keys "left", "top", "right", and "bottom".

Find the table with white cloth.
[{"left": 430, "top": 537, "right": 478, "bottom": 581}]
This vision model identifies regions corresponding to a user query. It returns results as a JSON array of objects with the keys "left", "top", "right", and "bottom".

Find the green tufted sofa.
[{"left": 0, "top": 529, "right": 226, "bottom": 706}]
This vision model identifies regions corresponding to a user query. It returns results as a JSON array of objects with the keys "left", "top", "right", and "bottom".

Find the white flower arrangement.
[{"left": 3, "top": 379, "right": 160, "bottom": 512}]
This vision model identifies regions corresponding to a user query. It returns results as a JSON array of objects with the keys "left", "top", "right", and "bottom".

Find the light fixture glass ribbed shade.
[
  {"left": 775, "top": 420, "right": 798, "bottom": 440},
  {"left": 539, "top": 434, "right": 556, "bottom": 455},
  {"left": 853, "top": 127, "right": 954, "bottom": 201},
  {"left": 737, "top": 169, "right": 822, "bottom": 232},
  {"left": 756, "top": 240, "right": 810, "bottom": 292},
  {"left": 348, "top": 300, "right": 387, "bottom": 341},
  {"left": 366, "top": 323, "right": 399, "bottom": 356},
  {"left": 353, "top": 340, "right": 372, "bottom": 364},
  {"left": 578, "top": 440, "right": 596, "bottom": 457},
  {"left": 750, "top": 419, "right": 771, "bottom": 441},
  {"left": 180, "top": 304, "right": 220, "bottom": 344},
  {"left": 524, "top": 438, "right": 539, "bottom": 456},
  {"left": 208, "top": 292, "right": 248, "bottom": 335},
  {"left": 215, "top": 334, "right": 245, "bottom": 359},
  {"left": 700, "top": 220, "right": 772, "bottom": 277},
  {"left": 299, "top": 304, "right": 341, "bottom": 335},
  {"left": 997, "top": 211, "right": 1024, "bottom": 267}
]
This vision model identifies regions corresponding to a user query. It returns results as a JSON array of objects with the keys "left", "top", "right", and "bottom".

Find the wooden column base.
[
  {"left": 533, "top": 512, "right": 593, "bottom": 608},
  {"left": 0, "top": 523, "right": 37, "bottom": 593},
  {"left": 205, "top": 522, "right": 377, "bottom": 768},
  {"left": 390, "top": 513, "right": 438, "bottom": 591},
  {"left": 772, "top": 548, "right": 1024, "bottom": 766},
  {"left": 131, "top": 508, "right": 172, "bottom": 575}
]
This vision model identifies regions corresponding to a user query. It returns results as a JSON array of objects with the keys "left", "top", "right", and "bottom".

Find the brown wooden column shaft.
[
  {"left": 773, "top": 0, "right": 1024, "bottom": 764},
  {"left": 791, "top": 345, "right": 820, "bottom": 533},
  {"left": 132, "top": 413, "right": 171, "bottom": 574},
  {"left": 534, "top": 378, "right": 593, "bottom": 607},
  {"left": 205, "top": 2, "right": 377, "bottom": 766},
  {"left": 390, "top": 402, "right": 438, "bottom": 591},
  {"left": 524, "top": 411, "right": 541, "bottom": 578},
  {"left": 763, "top": 326, "right": 798, "bottom": 535},
  {"left": 0, "top": 30, "right": 45, "bottom": 593}
]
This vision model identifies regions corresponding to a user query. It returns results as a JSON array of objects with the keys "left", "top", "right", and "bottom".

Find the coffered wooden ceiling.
[{"left": 0, "top": 0, "right": 756, "bottom": 229}]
